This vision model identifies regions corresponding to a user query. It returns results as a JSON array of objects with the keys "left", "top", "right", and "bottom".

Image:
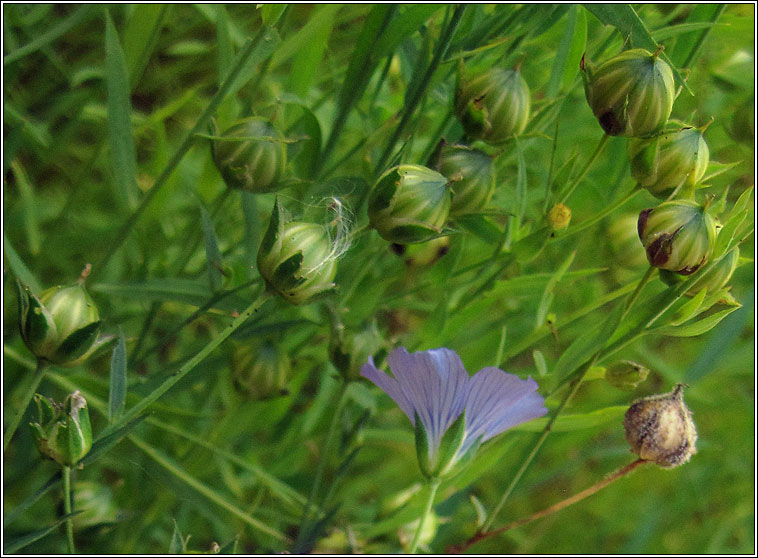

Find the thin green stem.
[
  {"left": 374, "top": 5, "right": 466, "bottom": 175},
  {"left": 481, "top": 263, "right": 656, "bottom": 533},
  {"left": 409, "top": 477, "right": 441, "bottom": 553},
  {"left": 99, "top": 292, "right": 272, "bottom": 441},
  {"left": 451, "top": 459, "right": 647, "bottom": 553},
  {"left": 559, "top": 133, "right": 609, "bottom": 204},
  {"left": 4, "top": 359, "right": 47, "bottom": 452},
  {"left": 92, "top": 29, "right": 268, "bottom": 279},
  {"left": 294, "top": 379, "right": 350, "bottom": 550},
  {"left": 62, "top": 466, "right": 75, "bottom": 554}
]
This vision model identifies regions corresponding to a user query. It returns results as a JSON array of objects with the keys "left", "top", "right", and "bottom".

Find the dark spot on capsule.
[
  {"left": 390, "top": 243, "right": 406, "bottom": 256},
  {"left": 437, "top": 245, "right": 450, "bottom": 258},
  {"left": 646, "top": 234, "right": 674, "bottom": 267},
  {"left": 599, "top": 110, "right": 624, "bottom": 136},
  {"left": 637, "top": 209, "right": 652, "bottom": 239}
]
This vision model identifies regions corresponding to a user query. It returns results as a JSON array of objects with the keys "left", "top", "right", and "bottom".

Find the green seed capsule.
[
  {"left": 582, "top": 48, "right": 675, "bottom": 137},
  {"left": 438, "top": 144, "right": 496, "bottom": 215},
  {"left": 257, "top": 199, "right": 340, "bottom": 305},
  {"left": 454, "top": 67, "right": 531, "bottom": 143},
  {"left": 624, "top": 384, "right": 697, "bottom": 468},
  {"left": 17, "top": 275, "right": 102, "bottom": 367},
  {"left": 30, "top": 390, "right": 93, "bottom": 467},
  {"left": 628, "top": 121, "right": 710, "bottom": 199},
  {"left": 212, "top": 117, "right": 286, "bottom": 193},
  {"left": 637, "top": 199, "right": 718, "bottom": 275},
  {"left": 608, "top": 212, "right": 650, "bottom": 271},
  {"left": 660, "top": 246, "right": 740, "bottom": 296},
  {"left": 368, "top": 164, "right": 451, "bottom": 244},
  {"left": 230, "top": 342, "right": 291, "bottom": 400}
]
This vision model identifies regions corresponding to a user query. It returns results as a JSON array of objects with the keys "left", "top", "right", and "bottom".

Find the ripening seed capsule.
[
  {"left": 637, "top": 199, "right": 718, "bottom": 275},
  {"left": 624, "top": 384, "right": 697, "bottom": 468},
  {"left": 608, "top": 212, "right": 649, "bottom": 271},
  {"left": 454, "top": 67, "right": 531, "bottom": 144},
  {"left": 212, "top": 117, "right": 287, "bottom": 193},
  {"left": 29, "top": 390, "right": 93, "bottom": 467},
  {"left": 230, "top": 342, "right": 292, "bottom": 400},
  {"left": 582, "top": 48, "right": 675, "bottom": 137},
  {"left": 17, "top": 275, "right": 102, "bottom": 367},
  {"left": 628, "top": 121, "right": 710, "bottom": 199},
  {"left": 438, "top": 144, "right": 496, "bottom": 215},
  {"left": 391, "top": 236, "right": 451, "bottom": 268},
  {"left": 257, "top": 200, "right": 339, "bottom": 305},
  {"left": 368, "top": 164, "right": 451, "bottom": 244},
  {"left": 659, "top": 246, "right": 740, "bottom": 296}
]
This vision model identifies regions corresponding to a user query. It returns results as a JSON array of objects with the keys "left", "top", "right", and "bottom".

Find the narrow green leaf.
[
  {"left": 583, "top": 4, "right": 692, "bottom": 95},
  {"left": 651, "top": 21, "right": 720, "bottom": 42},
  {"left": 670, "top": 4, "right": 726, "bottom": 69},
  {"left": 470, "top": 494, "right": 488, "bottom": 528},
  {"left": 105, "top": 10, "right": 139, "bottom": 210},
  {"left": 454, "top": 214, "right": 502, "bottom": 244},
  {"left": 91, "top": 279, "right": 246, "bottom": 311},
  {"left": 536, "top": 250, "right": 575, "bottom": 329},
  {"left": 3, "top": 512, "right": 82, "bottom": 554},
  {"left": 108, "top": 328, "right": 127, "bottom": 423},
  {"left": 3, "top": 232, "right": 41, "bottom": 293},
  {"left": 287, "top": 5, "right": 340, "bottom": 98},
  {"left": 533, "top": 349, "right": 548, "bottom": 377},
  {"left": 514, "top": 405, "right": 628, "bottom": 432},
  {"left": 3, "top": 5, "right": 95, "bottom": 66},
  {"left": 259, "top": 4, "right": 287, "bottom": 27},
  {"left": 668, "top": 288, "right": 707, "bottom": 326},
  {"left": 122, "top": 4, "right": 167, "bottom": 89},
  {"left": 652, "top": 307, "right": 740, "bottom": 337},
  {"left": 169, "top": 520, "right": 186, "bottom": 554},
  {"left": 547, "top": 5, "right": 586, "bottom": 98},
  {"left": 200, "top": 203, "right": 224, "bottom": 291},
  {"left": 215, "top": 5, "right": 233, "bottom": 86},
  {"left": 515, "top": 137, "right": 528, "bottom": 225},
  {"left": 9, "top": 160, "right": 40, "bottom": 255}
]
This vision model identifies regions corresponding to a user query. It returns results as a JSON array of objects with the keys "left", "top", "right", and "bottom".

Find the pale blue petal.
[
  {"left": 461, "top": 368, "right": 547, "bottom": 453},
  {"left": 360, "top": 356, "right": 415, "bottom": 423}
]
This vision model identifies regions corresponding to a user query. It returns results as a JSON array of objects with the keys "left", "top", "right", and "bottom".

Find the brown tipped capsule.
[{"left": 624, "top": 384, "right": 697, "bottom": 468}]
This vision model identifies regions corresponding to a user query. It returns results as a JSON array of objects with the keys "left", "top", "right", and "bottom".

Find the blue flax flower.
[{"left": 361, "top": 347, "right": 548, "bottom": 478}]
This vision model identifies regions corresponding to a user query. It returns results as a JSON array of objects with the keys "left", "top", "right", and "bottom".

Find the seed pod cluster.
[{"left": 624, "top": 384, "right": 697, "bottom": 468}]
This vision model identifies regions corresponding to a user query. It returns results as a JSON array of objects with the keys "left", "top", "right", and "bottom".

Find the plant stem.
[
  {"left": 559, "top": 133, "right": 609, "bottom": 204},
  {"left": 481, "top": 263, "right": 655, "bottom": 534},
  {"left": 409, "top": 477, "right": 441, "bottom": 554},
  {"left": 92, "top": 29, "right": 269, "bottom": 279},
  {"left": 294, "top": 379, "right": 350, "bottom": 550},
  {"left": 4, "top": 359, "right": 47, "bottom": 452},
  {"left": 99, "top": 291, "right": 272, "bottom": 441},
  {"left": 62, "top": 466, "right": 75, "bottom": 554},
  {"left": 451, "top": 459, "right": 647, "bottom": 553}
]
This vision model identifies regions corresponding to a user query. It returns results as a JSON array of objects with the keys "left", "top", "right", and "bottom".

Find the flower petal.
[
  {"left": 462, "top": 367, "right": 547, "bottom": 452},
  {"left": 386, "top": 347, "right": 469, "bottom": 451},
  {"left": 360, "top": 356, "right": 415, "bottom": 422}
]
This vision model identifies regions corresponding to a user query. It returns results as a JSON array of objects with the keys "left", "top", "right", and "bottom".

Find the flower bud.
[
  {"left": 582, "top": 48, "right": 675, "bottom": 137},
  {"left": 624, "top": 384, "right": 697, "bottom": 468},
  {"left": 548, "top": 203, "right": 572, "bottom": 231},
  {"left": 454, "top": 67, "right": 530, "bottom": 143},
  {"left": 211, "top": 117, "right": 287, "bottom": 193},
  {"left": 30, "top": 390, "right": 93, "bottom": 467},
  {"left": 368, "top": 164, "right": 451, "bottom": 244},
  {"left": 607, "top": 213, "right": 650, "bottom": 271},
  {"left": 628, "top": 121, "right": 710, "bottom": 198},
  {"left": 438, "top": 144, "right": 496, "bottom": 214},
  {"left": 329, "top": 320, "right": 385, "bottom": 382},
  {"left": 230, "top": 342, "right": 291, "bottom": 400},
  {"left": 257, "top": 199, "right": 342, "bottom": 304},
  {"left": 637, "top": 199, "right": 718, "bottom": 275},
  {"left": 605, "top": 360, "right": 649, "bottom": 391},
  {"left": 17, "top": 272, "right": 102, "bottom": 367}
]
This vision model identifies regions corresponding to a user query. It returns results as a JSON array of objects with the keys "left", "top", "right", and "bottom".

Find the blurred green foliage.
[{"left": 3, "top": 4, "right": 754, "bottom": 554}]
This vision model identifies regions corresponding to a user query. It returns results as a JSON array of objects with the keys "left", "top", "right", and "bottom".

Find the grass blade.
[
  {"left": 3, "top": 233, "right": 41, "bottom": 292},
  {"left": 200, "top": 203, "right": 224, "bottom": 292},
  {"left": 105, "top": 9, "right": 139, "bottom": 210},
  {"left": 108, "top": 328, "right": 127, "bottom": 423}
]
